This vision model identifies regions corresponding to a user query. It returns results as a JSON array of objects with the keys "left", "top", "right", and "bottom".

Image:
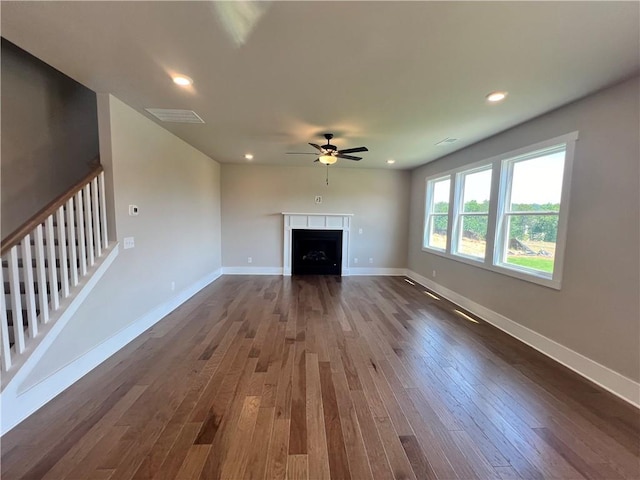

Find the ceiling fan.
[{"left": 287, "top": 133, "right": 368, "bottom": 165}]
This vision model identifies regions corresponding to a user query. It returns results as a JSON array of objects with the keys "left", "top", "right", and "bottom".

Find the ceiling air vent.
[
  {"left": 145, "top": 108, "right": 205, "bottom": 123},
  {"left": 435, "top": 137, "right": 458, "bottom": 146}
]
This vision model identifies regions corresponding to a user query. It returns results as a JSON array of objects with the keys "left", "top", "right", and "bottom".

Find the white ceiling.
[{"left": 2, "top": 1, "right": 639, "bottom": 170}]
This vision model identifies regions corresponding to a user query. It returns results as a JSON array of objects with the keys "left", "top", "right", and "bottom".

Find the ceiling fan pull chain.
[{"left": 326, "top": 164, "right": 329, "bottom": 186}]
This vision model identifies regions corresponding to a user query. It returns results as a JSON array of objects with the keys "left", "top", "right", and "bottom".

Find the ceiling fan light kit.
[{"left": 319, "top": 154, "right": 337, "bottom": 165}]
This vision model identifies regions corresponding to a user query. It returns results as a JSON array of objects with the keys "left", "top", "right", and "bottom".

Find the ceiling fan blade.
[
  {"left": 314, "top": 158, "right": 320, "bottom": 162},
  {"left": 286, "top": 152, "right": 319, "bottom": 155},
  {"left": 337, "top": 154, "right": 362, "bottom": 161},
  {"left": 309, "top": 143, "right": 324, "bottom": 152},
  {"left": 337, "top": 146, "right": 368, "bottom": 154}
]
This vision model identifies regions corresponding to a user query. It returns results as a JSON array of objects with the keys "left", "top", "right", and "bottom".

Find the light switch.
[{"left": 129, "top": 205, "right": 139, "bottom": 216}]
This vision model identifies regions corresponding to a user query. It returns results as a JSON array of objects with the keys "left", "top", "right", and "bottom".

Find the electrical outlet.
[
  {"left": 369, "top": 257, "right": 373, "bottom": 264},
  {"left": 247, "top": 256, "right": 253, "bottom": 264},
  {"left": 128, "top": 205, "right": 139, "bottom": 216},
  {"left": 315, "top": 195, "right": 322, "bottom": 204},
  {"left": 358, "top": 228, "right": 363, "bottom": 234},
  {"left": 354, "top": 258, "right": 358, "bottom": 264},
  {"left": 432, "top": 270, "right": 436, "bottom": 278},
  {"left": 123, "top": 237, "right": 135, "bottom": 249}
]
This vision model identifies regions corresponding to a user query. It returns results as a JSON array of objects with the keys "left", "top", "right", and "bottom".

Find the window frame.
[
  {"left": 451, "top": 163, "right": 493, "bottom": 262},
  {"left": 422, "top": 174, "right": 452, "bottom": 252},
  {"left": 421, "top": 131, "right": 578, "bottom": 290}
]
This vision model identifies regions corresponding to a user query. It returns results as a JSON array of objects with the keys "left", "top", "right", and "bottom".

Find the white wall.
[
  {"left": 408, "top": 77, "right": 640, "bottom": 382},
  {"left": 19, "top": 94, "right": 222, "bottom": 389},
  {"left": 221, "top": 164, "right": 410, "bottom": 272}
]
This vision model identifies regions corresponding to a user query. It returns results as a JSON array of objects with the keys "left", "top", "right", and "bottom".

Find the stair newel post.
[
  {"left": 7, "top": 246, "right": 26, "bottom": 353},
  {"left": 83, "top": 184, "right": 95, "bottom": 267},
  {"left": 20, "top": 235, "right": 38, "bottom": 339},
  {"left": 92, "top": 177, "right": 102, "bottom": 258},
  {"left": 34, "top": 224, "right": 50, "bottom": 324},
  {"left": 99, "top": 171, "right": 108, "bottom": 248},
  {"left": 76, "top": 190, "right": 88, "bottom": 277},
  {"left": 66, "top": 198, "right": 79, "bottom": 287},
  {"left": 56, "top": 207, "right": 70, "bottom": 298},
  {"left": 0, "top": 268, "right": 12, "bottom": 371},
  {"left": 45, "top": 216, "right": 60, "bottom": 311}
]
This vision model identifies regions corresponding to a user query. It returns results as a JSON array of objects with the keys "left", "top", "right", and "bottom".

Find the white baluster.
[
  {"left": 66, "top": 198, "right": 79, "bottom": 287},
  {"left": 84, "top": 184, "right": 95, "bottom": 267},
  {"left": 76, "top": 191, "right": 87, "bottom": 277},
  {"left": 7, "top": 246, "right": 25, "bottom": 353},
  {"left": 0, "top": 268, "right": 12, "bottom": 371},
  {"left": 99, "top": 171, "right": 108, "bottom": 248},
  {"left": 92, "top": 177, "right": 102, "bottom": 258},
  {"left": 34, "top": 224, "right": 50, "bottom": 324},
  {"left": 56, "top": 207, "right": 70, "bottom": 298},
  {"left": 45, "top": 216, "right": 60, "bottom": 311},
  {"left": 20, "top": 235, "right": 38, "bottom": 338}
]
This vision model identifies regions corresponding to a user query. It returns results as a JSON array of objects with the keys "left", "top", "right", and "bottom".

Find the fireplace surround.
[{"left": 282, "top": 213, "right": 352, "bottom": 276}]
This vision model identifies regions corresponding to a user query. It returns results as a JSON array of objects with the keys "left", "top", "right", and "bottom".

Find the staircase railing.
[{"left": 1, "top": 163, "right": 108, "bottom": 374}]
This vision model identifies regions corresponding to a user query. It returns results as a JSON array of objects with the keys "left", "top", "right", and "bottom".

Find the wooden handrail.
[{"left": 1, "top": 163, "right": 104, "bottom": 256}]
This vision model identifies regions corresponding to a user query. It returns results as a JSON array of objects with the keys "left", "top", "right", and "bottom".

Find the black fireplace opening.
[{"left": 292, "top": 229, "right": 343, "bottom": 275}]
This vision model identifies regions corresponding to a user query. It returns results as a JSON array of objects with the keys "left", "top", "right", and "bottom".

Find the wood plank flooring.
[{"left": 1, "top": 275, "right": 639, "bottom": 479}]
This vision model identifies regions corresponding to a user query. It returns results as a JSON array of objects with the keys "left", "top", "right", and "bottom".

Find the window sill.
[{"left": 420, "top": 248, "right": 562, "bottom": 290}]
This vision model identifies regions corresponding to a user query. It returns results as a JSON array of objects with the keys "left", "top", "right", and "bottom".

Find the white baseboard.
[
  {"left": 0, "top": 268, "right": 222, "bottom": 435},
  {"left": 406, "top": 270, "right": 640, "bottom": 408},
  {"left": 223, "top": 266, "right": 283, "bottom": 275},
  {"left": 349, "top": 267, "right": 407, "bottom": 276},
  {"left": 224, "top": 266, "right": 407, "bottom": 276}
]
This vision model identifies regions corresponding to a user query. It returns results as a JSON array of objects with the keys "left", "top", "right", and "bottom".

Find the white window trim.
[
  {"left": 421, "top": 131, "right": 578, "bottom": 290},
  {"left": 422, "top": 174, "right": 451, "bottom": 252},
  {"left": 451, "top": 163, "right": 493, "bottom": 262}
]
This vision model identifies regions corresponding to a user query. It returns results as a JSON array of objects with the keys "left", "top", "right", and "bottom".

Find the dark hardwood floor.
[{"left": 1, "top": 275, "right": 638, "bottom": 479}]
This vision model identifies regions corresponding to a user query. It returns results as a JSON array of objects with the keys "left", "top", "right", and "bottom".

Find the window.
[
  {"left": 495, "top": 145, "right": 566, "bottom": 278},
  {"left": 421, "top": 132, "right": 577, "bottom": 289},
  {"left": 453, "top": 166, "right": 492, "bottom": 260},
  {"left": 423, "top": 176, "right": 450, "bottom": 251}
]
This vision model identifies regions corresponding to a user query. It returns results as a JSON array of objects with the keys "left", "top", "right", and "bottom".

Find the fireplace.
[
  {"left": 282, "top": 213, "right": 352, "bottom": 276},
  {"left": 292, "top": 229, "right": 343, "bottom": 275}
]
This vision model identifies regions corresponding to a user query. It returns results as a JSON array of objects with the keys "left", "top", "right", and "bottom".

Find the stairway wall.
[
  {"left": 18, "top": 94, "right": 222, "bottom": 392},
  {"left": 1, "top": 39, "right": 99, "bottom": 237}
]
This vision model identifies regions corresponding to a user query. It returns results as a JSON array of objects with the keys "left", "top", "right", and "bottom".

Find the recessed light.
[
  {"left": 486, "top": 91, "right": 508, "bottom": 103},
  {"left": 387, "top": 159, "right": 396, "bottom": 164},
  {"left": 244, "top": 153, "right": 254, "bottom": 160},
  {"left": 172, "top": 75, "right": 193, "bottom": 86}
]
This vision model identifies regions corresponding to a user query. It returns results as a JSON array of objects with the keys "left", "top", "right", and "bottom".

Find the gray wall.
[
  {"left": 408, "top": 77, "right": 640, "bottom": 381},
  {"left": 21, "top": 94, "right": 222, "bottom": 388},
  {"left": 221, "top": 164, "right": 410, "bottom": 270},
  {"left": 1, "top": 39, "right": 99, "bottom": 237}
]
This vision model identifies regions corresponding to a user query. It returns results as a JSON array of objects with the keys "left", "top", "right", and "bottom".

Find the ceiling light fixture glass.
[
  {"left": 244, "top": 153, "right": 254, "bottom": 160},
  {"left": 172, "top": 75, "right": 193, "bottom": 86},
  {"left": 387, "top": 159, "right": 396, "bottom": 164},
  {"left": 319, "top": 154, "right": 337, "bottom": 165},
  {"left": 486, "top": 91, "right": 508, "bottom": 102}
]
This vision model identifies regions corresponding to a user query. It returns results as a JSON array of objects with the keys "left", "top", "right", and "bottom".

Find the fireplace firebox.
[{"left": 292, "top": 229, "right": 343, "bottom": 275}]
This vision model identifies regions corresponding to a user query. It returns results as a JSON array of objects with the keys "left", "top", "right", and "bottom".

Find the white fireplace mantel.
[{"left": 282, "top": 213, "right": 352, "bottom": 276}]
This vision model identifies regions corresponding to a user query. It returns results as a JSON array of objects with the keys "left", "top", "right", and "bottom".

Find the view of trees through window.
[
  {"left": 422, "top": 135, "right": 574, "bottom": 287},
  {"left": 501, "top": 150, "right": 564, "bottom": 274}
]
